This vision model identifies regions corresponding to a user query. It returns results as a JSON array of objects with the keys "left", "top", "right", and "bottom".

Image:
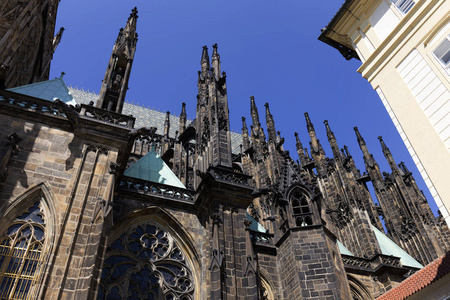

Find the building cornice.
[{"left": 358, "top": 0, "right": 445, "bottom": 82}]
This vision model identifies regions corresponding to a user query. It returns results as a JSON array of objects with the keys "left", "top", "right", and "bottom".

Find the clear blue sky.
[{"left": 49, "top": 0, "right": 438, "bottom": 214}]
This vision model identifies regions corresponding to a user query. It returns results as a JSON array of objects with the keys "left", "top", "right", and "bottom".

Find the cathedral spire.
[
  {"left": 265, "top": 103, "right": 277, "bottom": 142},
  {"left": 378, "top": 136, "right": 399, "bottom": 174},
  {"left": 211, "top": 43, "right": 221, "bottom": 80},
  {"left": 96, "top": 7, "right": 138, "bottom": 113},
  {"left": 194, "top": 44, "right": 232, "bottom": 175},
  {"left": 250, "top": 96, "right": 261, "bottom": 132},
  {"left": 324, "top": 120, "right": 341, "bottom": 160},
  {"left": 343, "top": 145, "right": 351, "bottom": 158},
  {"left": 354, "top": 127, "right": 371, "bottom": 162},
  {"left": 164, "top": 111, "right": 170, "bottom": 138},
  {"left": 242, "top": 117, "right": 250, "bottom": 150},
  {"left": 295, "top": 132, "right": 307, "bottom": 165},
  {"left": 305, "top": 113, "right": 325, "bottom": 156},
  {"left": 354, "top": 127, "right": 385, "bottom": 189},
  {"left": 342, "top": 145, "right": 359, "bottom": 176},
  {"left": 179, "top": 103, "right": 187, "bottom": 135},
  {"left": 305, "top": 113, "right": 326, "bottom": 176},
  {"left": 200, "top": 45, "right": 210, "bottom": 77}
]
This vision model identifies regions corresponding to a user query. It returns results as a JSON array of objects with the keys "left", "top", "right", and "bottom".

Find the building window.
[
  {"left": 391, "top": 0, "right": 415, "bottom": 14},
  {"left": 98, "top": 222, "right": 195, "bottom": 300},
  {"left": 290, "top": 188, "right": 313, "bottom": 227},
  {"left": 0, "top": 202, "right": 45, "bottom": 300},
  {"left": 259, "top": 276, "right": 274, "bottom": 300},
  {"left": 433, "top": 35, "right": 450, "bottom": 75}
]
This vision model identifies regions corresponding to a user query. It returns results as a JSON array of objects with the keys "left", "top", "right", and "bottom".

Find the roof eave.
[
  {"left": 318, "top": 34, "right": 360, "bottom": 61},
  {"left": 317, "top": 0, "right": 360, "bottom": 61}
]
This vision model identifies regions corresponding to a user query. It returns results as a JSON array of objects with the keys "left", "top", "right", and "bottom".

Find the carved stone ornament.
[{"left": 98, "top": 222, "right": 195, "bottom": 299}]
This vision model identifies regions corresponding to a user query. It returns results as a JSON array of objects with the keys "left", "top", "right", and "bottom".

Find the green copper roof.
[
  {"left": 246, "top": 213, "right": 266, "bottom": 233},
  {"left": 337, "top": 240, "right": 354, "bottom": 256},
  {"left": 124, "top": 148, "right": 186, "bottom": 188},
  {"left": 371, "top": 225, "right": 423, "bottom": 269},
  {"left": 7, "top": 75, "right": 76, "bottom": 106}
]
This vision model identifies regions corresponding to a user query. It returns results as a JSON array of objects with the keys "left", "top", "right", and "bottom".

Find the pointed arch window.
[
  {"left": 290, "top": 188, "right": 313, "bottom": 227},
  {"left": 98, "top": 222, "right": 195, "bottom": 300},
  {"left": 0, "top": 202, "right": 46, "bottom": 300},
  {"left": 347, "top": 276, "right": 372, "bottom": 300},
  {"left": 259, "top": 275, "right": 275, "bottom": 300}
]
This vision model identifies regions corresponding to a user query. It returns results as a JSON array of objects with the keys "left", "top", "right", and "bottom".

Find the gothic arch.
[
  {"left": 0, "top": 182, "right": 58, "bottom": 299},
  {"left": 285, "top": 183, "right": 313, "bottom": 200},
  {"left": 98, "top": 207, "right": 201, "bottom": 300},
  {"left": 181, "top": 126, "right": 196, "bottom": 142},
  {"left": 286, "top": 184, "right": 315, "bottom": 227},
  {"left": 347, "top": 275, "right": 373, "bottom": 300},
  {"left": 258, "top": 269, "right": 276, "bottom": 300}
]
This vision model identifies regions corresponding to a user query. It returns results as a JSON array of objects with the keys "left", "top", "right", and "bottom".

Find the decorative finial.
[{"left": 130, "top": 7, "right": 138, "bottom": 18}]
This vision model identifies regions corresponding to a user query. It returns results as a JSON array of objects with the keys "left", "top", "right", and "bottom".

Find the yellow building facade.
[{"left": 320, "top": 0, "right": 450, "bottom": 227}]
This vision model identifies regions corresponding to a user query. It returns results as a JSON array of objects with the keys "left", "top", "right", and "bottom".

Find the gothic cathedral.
[{"left": 0, "top": 4, "right": 449, "bottom": 300}]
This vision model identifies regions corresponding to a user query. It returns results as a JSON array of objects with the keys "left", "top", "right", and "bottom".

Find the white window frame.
[
  {"left": 432, "top": 35, "right": 450, "bottom": 76},
  {"left": 391, "top": 0, "right": 415, "bottom": 15}
]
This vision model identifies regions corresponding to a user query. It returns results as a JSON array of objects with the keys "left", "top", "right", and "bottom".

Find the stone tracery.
[
  {"left": 98, "top": 222, "right": 195, "bottom": 300},
  {"left": 0, "top": 201, "right": 46, "bottom": 300}
]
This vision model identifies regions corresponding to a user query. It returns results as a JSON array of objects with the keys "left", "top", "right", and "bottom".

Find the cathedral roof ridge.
[{"left": 67, "top": 86, "right": 243, "bottom": 154}]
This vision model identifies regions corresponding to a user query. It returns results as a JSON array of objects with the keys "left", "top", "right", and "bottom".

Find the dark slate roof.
[
  {"left": 68, "top": 87, "right": 243, "bottom": 154},
  {"left": 376, "top": 251, "right": 450, "bottom": 300}
]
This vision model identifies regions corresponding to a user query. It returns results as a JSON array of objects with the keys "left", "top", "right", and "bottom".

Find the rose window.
[{"left": 98, "top": 223, "right": 194, "bottom": 300}]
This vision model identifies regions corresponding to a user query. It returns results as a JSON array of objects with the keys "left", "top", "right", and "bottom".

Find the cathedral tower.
[
  {"left": 194, "top": 44, "right": 232, "bottom": 177},
  {"left": 96, "top": 7, "right": 138, "bottom": 113}
]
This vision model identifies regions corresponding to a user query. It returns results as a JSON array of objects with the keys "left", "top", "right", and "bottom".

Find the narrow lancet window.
[{"left": 290, "top": 188, "right": 313, "bottom": 227}]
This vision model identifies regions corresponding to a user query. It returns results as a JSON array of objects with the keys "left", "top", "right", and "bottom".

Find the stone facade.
[
  {"left": 0, "top": 0, "right": 62, "bottom": 89},
  {"left": 0, "top": 4, "right": 449, "bottom": 300}
]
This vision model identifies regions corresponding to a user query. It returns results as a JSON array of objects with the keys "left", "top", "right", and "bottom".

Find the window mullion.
[{"left": 8, "top": 237, "right": 30, "bottom": 300}]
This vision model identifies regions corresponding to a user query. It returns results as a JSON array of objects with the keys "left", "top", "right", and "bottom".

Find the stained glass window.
[
  {"left": 0, "top": 202, "right": 45, "bottom": 300},
  {"left": 98, "top": 222, "right": 195, "bottom": 300}
]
